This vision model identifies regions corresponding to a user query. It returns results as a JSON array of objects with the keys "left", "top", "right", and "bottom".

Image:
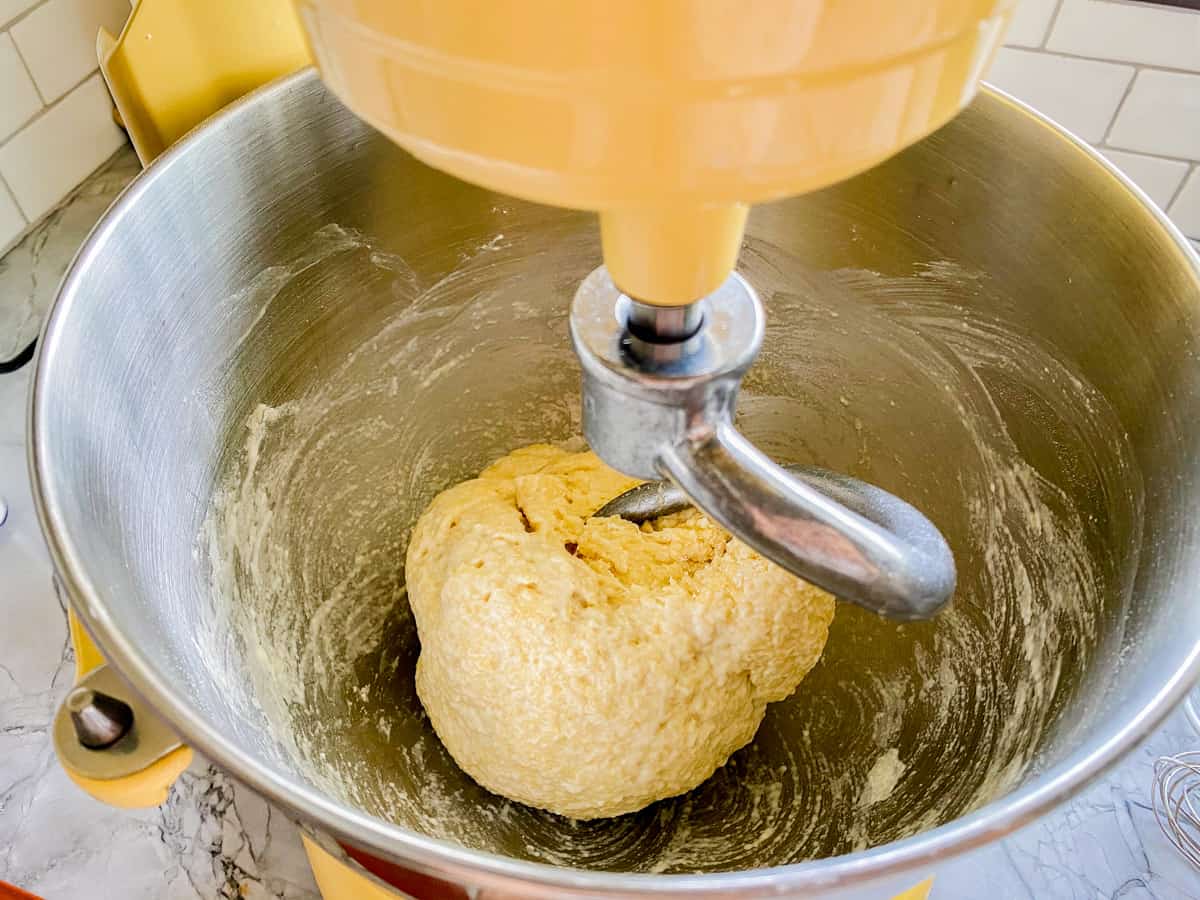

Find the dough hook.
[{"left": 570, "top": 266, "right": 956, "bottom": 621}]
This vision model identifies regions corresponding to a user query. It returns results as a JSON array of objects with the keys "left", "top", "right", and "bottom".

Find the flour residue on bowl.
[
  {"left": 859, "top": 749, "right": 906, "bottom": 808},
  {"left": 199, "top": 222, "right": 1141, "bottom": 874}
]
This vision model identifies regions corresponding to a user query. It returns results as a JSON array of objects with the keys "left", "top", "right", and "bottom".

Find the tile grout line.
[
  {"left": 5, "top": 21, "right": 47, "bottom": 106},
  {"left": 1164, "top": 162, "right": 1195, "bottom": 214},
  {"left": 0, "top": 99, "right": 43, "bottom": 150},
  {"left": 0, "top": 0, "right": 49, "bottom": 33},
  {"left": 0, "top": 68, "right": 105, "bottom": 156},
  {"left": 1100, "top": 64, "right": 1140, "bottom": 146},
  {"left": 1047, "top": 49, "right": 1200, "bottom": 77},
  {"left": 1004, "top": 43, "right": 1200, "bottom": 78},
  {"left": 1, "top": 5, "right": 52, "bottom": 117},
  {"left": 1040, "top": 0, "right": 1067, "bottom": 49},
  {"left": 0, "top": 171, "right": 23, "bottom": 217},
  {"left": 1097, "top": 144, "right": 1196, "bottom": 166},
  {"left": 0, "top": 173, "right": 28, "bottom": 257}
]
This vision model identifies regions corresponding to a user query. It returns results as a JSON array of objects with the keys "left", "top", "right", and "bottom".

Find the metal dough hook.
[{"left": 570, "top": 267, "right": 956, "bottom": 622}]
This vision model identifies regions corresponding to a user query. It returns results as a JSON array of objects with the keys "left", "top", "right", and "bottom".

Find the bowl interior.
[{"left": 35, "top": 74, "right": 1200, "bottom": 876}]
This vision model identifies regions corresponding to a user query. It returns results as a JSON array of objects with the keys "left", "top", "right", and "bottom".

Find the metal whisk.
[{"left": 1153, "top": 745, "right": 1200, "bottom": 869}]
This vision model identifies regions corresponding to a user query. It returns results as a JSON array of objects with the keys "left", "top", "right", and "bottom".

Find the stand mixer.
[
  {"left": 296, "top": 0, "right": 1013, "bottom": 617},
  {"left": 31, "top": 18, "right": 1200, "bottom": 899},
  {"left": 41, "top": 1, "right": 1200, "bottom": 898}
]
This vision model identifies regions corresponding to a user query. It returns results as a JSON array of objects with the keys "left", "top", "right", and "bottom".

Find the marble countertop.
[{"left": 1, "top": 147, "right": 1199, "bottom": 899}]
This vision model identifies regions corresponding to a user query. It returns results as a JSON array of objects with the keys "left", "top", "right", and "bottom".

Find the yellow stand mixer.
[
  {"left": 56, "top": 1, "right": 1015, "bottom": 897},
  {"left": 96, "top": 0, "right": 1011, "bottom": 618},
  {"left": 294, "top": 0, "right": 1014, "bottom": 618}
]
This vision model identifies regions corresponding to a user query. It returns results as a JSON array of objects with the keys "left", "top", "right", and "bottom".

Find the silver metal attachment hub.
[{"left": 570, "top": 266, "right": 956, "bottom": 621}]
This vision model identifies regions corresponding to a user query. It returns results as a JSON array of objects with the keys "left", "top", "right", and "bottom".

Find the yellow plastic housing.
[
  {"left": 98, "top": 0, "right": 310, "bottom": 162},
  {"left": 61, "top": 611, "right": 195, "bottom": 808},
  {"left": 297, "top": 0, "right": 1013, "bottom": 303},
  {"left": 302, "top": 838, "right": 405, "bottom": 900},
  {"left": 63, "top": 745, "right": 194, "bottom": 809}
]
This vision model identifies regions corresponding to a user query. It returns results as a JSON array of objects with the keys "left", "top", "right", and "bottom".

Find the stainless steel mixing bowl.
[{"left": 30, "top": 69, "right": 1200, "bottom": 897}]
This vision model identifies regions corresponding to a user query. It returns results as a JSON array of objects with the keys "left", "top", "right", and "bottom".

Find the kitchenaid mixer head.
[{"left": 571, "top": 267, "right": 956, "bottom": 620}]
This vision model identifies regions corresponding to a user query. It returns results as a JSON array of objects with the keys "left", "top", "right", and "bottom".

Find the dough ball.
[{"left": 405, "top": 445, "right": 835, "bottom": 819}]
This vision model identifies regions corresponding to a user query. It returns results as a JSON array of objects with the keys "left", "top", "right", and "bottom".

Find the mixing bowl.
[{"left": 30, "top": 69, "right": 1200, "bottom": 897}]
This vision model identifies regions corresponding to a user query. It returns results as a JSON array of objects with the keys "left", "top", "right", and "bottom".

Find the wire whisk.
[{"left": 1153, "top": 750, "right": 1200, "bottom": 870}]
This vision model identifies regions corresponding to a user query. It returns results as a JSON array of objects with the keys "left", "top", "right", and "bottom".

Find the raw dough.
[{"left": 405, "top": 445, "right": 836, "bottom": 819}]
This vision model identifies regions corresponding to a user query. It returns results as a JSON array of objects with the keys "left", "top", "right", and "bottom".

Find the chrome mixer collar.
[{"left": 570, "top": 266, "right": 956, "bottom": 621}]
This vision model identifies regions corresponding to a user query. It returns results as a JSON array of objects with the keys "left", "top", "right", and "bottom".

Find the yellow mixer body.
[
  {"left": 297, "top": 0, "right": 1013, "bottom": 304},
  {"left": 98, "top": 0, "right": 309, "bottom": 162}
]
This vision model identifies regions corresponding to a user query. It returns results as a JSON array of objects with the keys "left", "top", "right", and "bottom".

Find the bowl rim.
[{"left": 28, "top": 67, "right": 1200, "bottom": 895}]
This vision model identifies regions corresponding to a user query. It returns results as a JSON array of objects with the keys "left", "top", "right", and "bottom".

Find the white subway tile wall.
[
  {"left": 0, "top": 0, "right": 130, "bottom": 255},
  {"left": 1109, "top": 69, "right": 1200, "bottom": 159},
  {"left": 0, "top": 0, "right": 1199, "bottom": 258},
  {"left": 1102, "top": 148, "right": 1190, "bottom": 208},
  {"left": 987, "top": 0, "right": 1200, "bottom": 238},
  {"left": 986, "top": 47, "right": 1135, "bottom": 142},
  {"left": 1006, "top": 0, "right": 1062, "bottom": 47},
  {"left": 0, "top": 0, "right": 34, "bottom": 28},
  {"left": 0, "top": 73, "right": 124, "bottom": 222},
  {"left": 1171, "top": 169, "right": 1200, "bottom": 238},
  {"left": 1047, "top": 0, "right": 1200, "bottom": 70},
  {"left": 0, "top": 33, "right": 39, "bottom": 141},
  {"left": 0, "top": 182, "right": 23, "bottom": 248},
  {"left": 13, "top": 0, "right": 131, "bottom": 103}
]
